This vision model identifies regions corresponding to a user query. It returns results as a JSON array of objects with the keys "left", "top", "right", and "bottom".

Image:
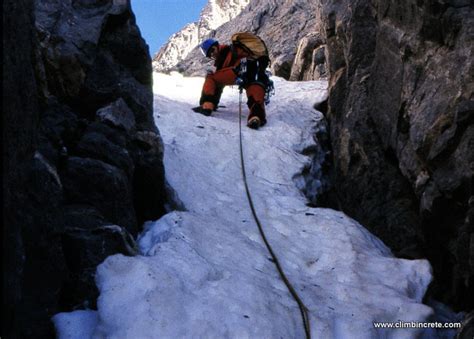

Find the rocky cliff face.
[
  {"left": 175, "top": 0, "right": 327, "bottom": 80},
  {"left": 152, "top": 0, "right": 250, "bottom": 72},
  {"left": 3, "top": 0, "right": 168, "bottom": 337},
  {"left": 317, "top": 0, "right": 473, "bottom": 311}
]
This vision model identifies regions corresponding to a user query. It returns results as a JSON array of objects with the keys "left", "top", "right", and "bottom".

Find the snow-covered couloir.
[{"left": 53, "top": 73, "right": 434, "bottom": 338}]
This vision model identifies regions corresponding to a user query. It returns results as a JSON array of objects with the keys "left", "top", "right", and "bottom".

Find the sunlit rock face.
[
  {"left": 318, "top": 0, "right": 474, "bottom": 311},
  {"left": 152, "top": 0, "right": 250, "bottom": 72},
  {"left": 175, "top": 0, "right": 325, "bottom": 80}
]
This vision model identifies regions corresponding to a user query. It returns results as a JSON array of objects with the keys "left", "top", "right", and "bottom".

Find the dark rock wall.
[
  {"left": 3, "top": 0, "right": 47, "bottom": 337},
  {"left": 317, "top": 0, "right": 473, "bottom": 310},
  {"left": 3, "top": 0, "right": 167, "bottom": 337}
]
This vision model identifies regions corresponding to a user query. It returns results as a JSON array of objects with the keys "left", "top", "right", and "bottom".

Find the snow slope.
[{"left": 54, "top": 73, "right": 434, "bottom": 338}]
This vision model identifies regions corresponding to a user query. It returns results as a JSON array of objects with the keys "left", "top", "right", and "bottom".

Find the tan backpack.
[{"left": 231, "top": 32, "right": 270, "bottom": 64}]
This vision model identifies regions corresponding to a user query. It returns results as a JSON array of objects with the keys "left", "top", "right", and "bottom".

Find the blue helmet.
[{"left": 200, "top": 38, "right": 218, "bottom": 57}]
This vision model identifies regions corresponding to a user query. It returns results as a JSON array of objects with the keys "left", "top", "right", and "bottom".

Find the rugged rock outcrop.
[
  {"left": 175, "top": 0, "right": 326, "bottom": 80},
  {"left": 3, "top": 0, "right": 167, "bottom": 337},
  {"left": 152, "top": 0, "right": 250, "bottom": 72},
  {"left": 318, "top": 0, "right": 473, "bottom": 311},
  {"left": 289, "top": 32, "right": 327, "bottom": 81}
]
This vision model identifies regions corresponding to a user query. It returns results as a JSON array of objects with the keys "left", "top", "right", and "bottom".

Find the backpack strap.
[{"left": 229, "top": 44, "right": 239, "bottom": 65}]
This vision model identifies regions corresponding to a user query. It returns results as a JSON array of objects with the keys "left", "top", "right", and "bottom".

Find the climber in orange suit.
[{"left": 192, "top": 38, "right": 267, "bottom": 129}]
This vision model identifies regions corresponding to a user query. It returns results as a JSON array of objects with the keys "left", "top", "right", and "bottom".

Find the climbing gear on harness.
[
  {"left": 234, "top": 58, "right": 248, "bottom": 88},
  {"left": 264, "top": 73, "right": 275, "bottom": 105},
  {"left": 238, "top": 89, "right": 311, "bottom": 338},
  {"left": 200, "top": 38, "right": 218, "bottom": 57},
  {"left": 235, "top": 58, "right": 265, "bottom": 86},
  {"left": 235, "top": 58, "right": 275, "bottom": 105}
]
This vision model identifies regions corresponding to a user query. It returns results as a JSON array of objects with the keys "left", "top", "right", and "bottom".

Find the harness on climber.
[{"left": 235, "top": 57, "right": 275, "bottom": 104}]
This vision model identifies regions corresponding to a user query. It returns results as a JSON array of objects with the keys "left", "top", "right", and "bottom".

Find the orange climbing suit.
[{"left": 200, "top": 44, "right": 267, "bottom": 124}]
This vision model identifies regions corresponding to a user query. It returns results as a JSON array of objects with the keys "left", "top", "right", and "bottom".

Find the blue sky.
[{"left": 131, "top": 0, "right": 208, "bottom": 55}]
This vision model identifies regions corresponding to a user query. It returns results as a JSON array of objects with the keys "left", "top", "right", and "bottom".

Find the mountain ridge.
[
  {"left": 152, "top": 0, "right": 250, "bottom": 72},
  {"left": 154, "top": 0, "right": 327, "bottom": 81}
]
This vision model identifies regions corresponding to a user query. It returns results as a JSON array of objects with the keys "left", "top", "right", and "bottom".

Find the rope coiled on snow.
[{"left": 237, "top": 89, "right": 311, "bottom": 339}]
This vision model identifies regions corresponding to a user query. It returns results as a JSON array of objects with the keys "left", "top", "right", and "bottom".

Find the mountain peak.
[{"left": 152, "top": 0, "right": 249, "bottom": 72}]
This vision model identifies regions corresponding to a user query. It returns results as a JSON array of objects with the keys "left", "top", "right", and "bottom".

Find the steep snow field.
[{"left": 54, "top": 73, "right": 435, "bottom": 338}]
